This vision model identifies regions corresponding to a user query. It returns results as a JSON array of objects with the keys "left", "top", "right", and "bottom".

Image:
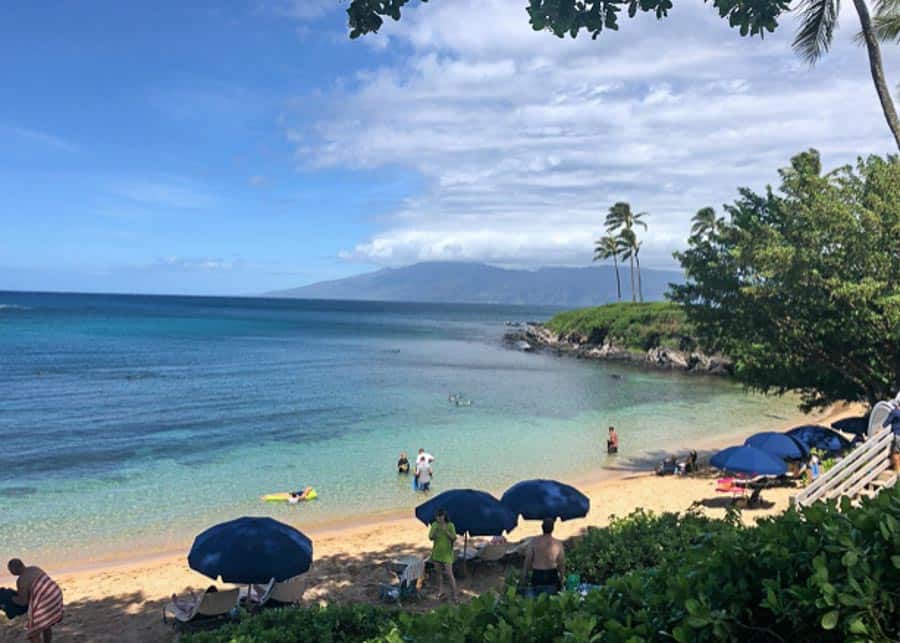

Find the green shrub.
[
  {"left": 565, "top": 509, "right": 736, "bottom": 584},
  {"left": 184, "top": 487, "right": 900, "bottom": 642},
  {"left": 182, "top": 603, "right": 396, "bottom": 643},
  {"left": 543, "top": 302, "right": 695, "bottom": 352}
]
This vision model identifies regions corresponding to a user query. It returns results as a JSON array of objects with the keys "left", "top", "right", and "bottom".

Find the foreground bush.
[
  {"left": 183, "top": 604, "right": 396, "bottom": 643},
  {"left": 184, "top": 487, "right": 900, "bottom": 642}
]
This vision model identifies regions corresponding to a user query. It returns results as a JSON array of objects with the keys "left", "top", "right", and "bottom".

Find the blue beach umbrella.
[
  {"left": 710, "top": 445, "right": 787, "bottom": 477},
  {"left": 188, "top": 516, "right": 313, "bottom": 584},
  {"left": 831, "top": 416, "right": 869, "bottom": 436},
  {"left": 785, "top": 425, "right": 851, "bottom": 455},
  {"left": 745, "top": 432, "right": 810, "bottom": 460},
  {"left": 416, "top": 489, "right": 518, "bottom": 565},
  {"left": 500, "top": 479, "right": 590, "bottom": 521},
  {"left": 415, "top": 489, "right": 518, "bottom": 536}
]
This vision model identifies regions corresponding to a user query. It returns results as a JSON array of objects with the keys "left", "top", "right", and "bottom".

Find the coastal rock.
[{"left": 511, "top": 324, "right": 732, "bottom": 376}]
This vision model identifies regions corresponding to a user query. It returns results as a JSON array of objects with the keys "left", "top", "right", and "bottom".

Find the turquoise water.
[{"left": 0, "top": 292, "right": 801, "bottom": 565}]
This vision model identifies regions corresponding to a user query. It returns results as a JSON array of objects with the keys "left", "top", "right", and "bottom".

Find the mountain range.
[{"left": 266, "top": 262, "right": 684, "bottom": 306}]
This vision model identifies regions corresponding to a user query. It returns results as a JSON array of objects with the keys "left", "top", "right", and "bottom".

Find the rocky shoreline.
[{"left": 504, "top": 323, "right": 733, "bottom": 375}]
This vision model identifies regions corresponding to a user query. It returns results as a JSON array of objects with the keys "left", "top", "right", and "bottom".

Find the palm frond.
[
  {"left": 792, "top": 0, "right": 839, "bottom": 64},
  {"left": 874, "top": 11, "right": 900, "bottom": 42}
]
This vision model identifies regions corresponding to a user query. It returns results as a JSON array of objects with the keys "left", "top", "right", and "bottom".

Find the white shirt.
[
  {"left": 416, "top": 461, "right": 432, "bottom": 484},
  {"left": 416, "top": 452, "right": 434, "bottom": 465}
]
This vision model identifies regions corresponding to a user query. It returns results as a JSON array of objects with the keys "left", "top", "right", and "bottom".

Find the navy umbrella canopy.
[
  {"left": 415, "top": 489, "right": 518, "bottom": 536},
  {"left": 188, "top": 517, "right": 313, "bottom": 584},
  {"left": 831, "top": 416, "right": 869, "bottom": 436},
  {"left": 710, "top": 445, "right": 787, "bottom": 477},
  {"left": 501, "top": 479, "right": 590, "bottom": 521},
  {"left": 745, "top": 432, "right": 810, "bottom": 460},
  {"left": 785, "top": 425, "right": 851, "bottom": 455}
]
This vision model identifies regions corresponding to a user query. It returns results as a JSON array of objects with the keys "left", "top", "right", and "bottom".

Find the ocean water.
[{"left": 0, "top": 292, "right": 801, "bottom": 565}]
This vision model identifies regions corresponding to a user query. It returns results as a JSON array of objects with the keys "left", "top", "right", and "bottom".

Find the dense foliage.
[
  {"left": 184, "top": 487, "right": 900, "bottom": 642},
  {"left": 182, "top": 603, "right": 396, "bottom": 643},
  {"left": 671, "top": 149, "right": 900, "bottom": 410},
  {"left": 345, "top": 0, "right": 787, "bottom": 40},
  {"left": 544, "top": 302, "right": 693, "bottom": 352}
]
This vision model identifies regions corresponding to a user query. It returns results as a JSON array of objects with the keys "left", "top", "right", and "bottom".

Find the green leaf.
[
  {"left": 848, "top": 619, "right": 868, "bottom": 635},
  {"left": 821, "top": 610, "right": 839, "bottom": 630}
]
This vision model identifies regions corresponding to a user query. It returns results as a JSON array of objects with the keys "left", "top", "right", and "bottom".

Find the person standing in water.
[
  {"left": 397, "top": 452, "right": 410, "bottom": 474},
  {"left": 606, "top": 426, "right": 619, "bottom": 454},
  {"left": 415, "top": 456, "right": 433, "bottom": 492}
]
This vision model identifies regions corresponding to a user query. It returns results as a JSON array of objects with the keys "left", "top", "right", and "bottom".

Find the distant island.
[{"left": 266, "top": 261, "right": 684, "bottom": 306}]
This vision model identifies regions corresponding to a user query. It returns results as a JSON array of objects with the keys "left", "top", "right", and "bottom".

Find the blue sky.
[{"left": 2, "top": 1, "right": 898, "bottom": 295}]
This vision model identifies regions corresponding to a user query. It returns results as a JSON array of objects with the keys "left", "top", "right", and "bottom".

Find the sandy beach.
[{"left": 0, "top": 403, "right": 861, "bottom": 643}]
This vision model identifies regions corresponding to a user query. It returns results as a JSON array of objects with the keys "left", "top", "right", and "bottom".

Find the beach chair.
[
  {"left": 241, "top": 576, "right": 305, "bottom": 609},
  {"left": 505, "top": 537, "right": 533, "bottom": 559},
  {"left": 476, "top": 542, "right": 508, "bottom": 563},
  {"left": 162, "top": 587, "right": 240, "bottom": 631},
  {"left": 715, "top": 477, "right": 746, "bottom": 500},
  {"left": 379, "top": 557, "right": 425, "bottom": 605}
]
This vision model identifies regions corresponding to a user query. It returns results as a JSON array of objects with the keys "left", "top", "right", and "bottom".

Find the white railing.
[{"left": 793, "top": 427, "right": 894, "bottom": 507}]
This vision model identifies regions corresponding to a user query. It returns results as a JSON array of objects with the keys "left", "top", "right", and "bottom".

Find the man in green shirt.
[{"left": 428, "top": 509, "right": 458, "bottom": 601}]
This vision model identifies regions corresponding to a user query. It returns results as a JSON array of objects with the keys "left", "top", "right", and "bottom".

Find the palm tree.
[
  {"left": 605, "top": 202, "right": 648, "bottom": 303},
  {"left": 793, "top": 0, "right": 900, "bottom": 149},
  {"left": 594, "top": 235, "right": 625, "bottom": 301},
  {"left": 619, "top": 228, "right": 644, "bottom": 303},
  {"left": 690, "top": 207, "right": 723, "bottom": 240}
]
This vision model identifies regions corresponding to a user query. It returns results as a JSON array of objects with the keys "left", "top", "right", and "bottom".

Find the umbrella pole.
[{"left": 463, "top": 533, "right": 468, "bottom": 578}]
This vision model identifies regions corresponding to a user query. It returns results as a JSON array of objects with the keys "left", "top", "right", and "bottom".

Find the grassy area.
[{"left": 543, "top": 302, "right": 695, "bottom": 352}]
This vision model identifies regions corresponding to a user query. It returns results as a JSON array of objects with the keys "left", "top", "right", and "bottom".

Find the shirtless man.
[
  {"left": 523, "top": 519, "right": 566, "bottom": 593},
  {"left": 8, "top": 559, "right": 63, "bottom": 643}
]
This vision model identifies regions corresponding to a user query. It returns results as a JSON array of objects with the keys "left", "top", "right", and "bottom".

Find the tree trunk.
[
  {"left": 636, "top": 254, "right": 643, "bottom": 303},
  {"left": 613, "top": 256, "right": 622, "bottom": 301},
  {"left": 629, "top": 256, "right": 636, "bottom": 303},
  {"left": 852, "top": 0, "right": 900, "bottom": 150}
]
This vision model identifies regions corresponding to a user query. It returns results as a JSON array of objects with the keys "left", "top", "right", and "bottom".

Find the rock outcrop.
[{"left": 505, "top": 324, "right": 732, "bottom": 375}]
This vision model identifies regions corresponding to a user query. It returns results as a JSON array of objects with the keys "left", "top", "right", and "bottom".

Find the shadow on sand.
[{"left": 0, "top": 541, "right": 516, "bottom": 643}]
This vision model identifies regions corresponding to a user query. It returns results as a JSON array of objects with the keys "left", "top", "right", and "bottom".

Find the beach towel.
[{"left": 26, "top": 573, "right": 63, "bottom": 635}]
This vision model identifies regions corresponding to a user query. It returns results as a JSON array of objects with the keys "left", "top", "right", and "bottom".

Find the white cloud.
[
  {"left": 2, "top": 124, "right": 77, "bottom": 152},
  {"left": 290, "top": 0, "right": 900, "bottom": 269},
  {"left": 262, "top": 0, "right": 339, "bottom": 21},
  {"left": 154, "top": 257, "right": 237, "bottom": 272},
  {"left": 111, "top": 179, "right": 216, "bottom": 210}
]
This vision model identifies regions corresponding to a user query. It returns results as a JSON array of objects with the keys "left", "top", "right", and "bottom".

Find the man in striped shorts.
[{"left": 8, "top": 559, "right": 63, "bottom": 643}]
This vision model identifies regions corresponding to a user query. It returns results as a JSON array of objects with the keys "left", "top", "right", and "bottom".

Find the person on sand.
[
  {"left": 8, "top": 559, "right": 63, "bottom": 643},
  {"left": 171, "top": 585, "right": 217, "bottom": 612},
  {"left": 606, "top": 426, "right": 619, "bottom": 455},
  {"left": 397, "top": 451, "right": 410, "bottom": 474},
  {"left": 882, "top": 395, "right": 900, "bottom": 473},
  {"left": 523, "top": 519, "right": 566, "bottom": 595},
  {"left": 428, "top": 509, "right": 458, "bottom": 601}
]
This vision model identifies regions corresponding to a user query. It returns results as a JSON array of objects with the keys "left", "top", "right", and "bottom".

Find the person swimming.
[
  {"left": 288, "top": 487, "right": 314, "bottom": 504},
  {"left": 397, "top": 452, "right": 410, "bottom": 474}
]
